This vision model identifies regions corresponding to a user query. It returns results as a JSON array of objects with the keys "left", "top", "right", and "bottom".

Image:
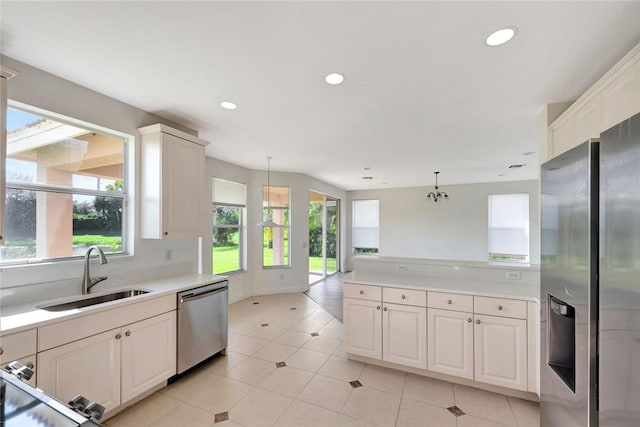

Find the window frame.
[
  {"left": 488, "top": 193, "right": 530, "bottom": 264},
  {"left": 262, "top": 185, "right": 290, "bottom": 269},
  {"left": 352, "top": 199, "right": 380, "bottom": 255},
  {"left": 2, "top": 100, "right": 132, "bottom": 265},
  {"left": 212, "top": 203, "right": 245, "bottom": 275}
]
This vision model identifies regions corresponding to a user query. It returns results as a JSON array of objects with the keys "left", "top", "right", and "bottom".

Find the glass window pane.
[
  {"left": 214, "top": 206, "right": 240, "bottom": 226},
  {"left": 6, "top": 107, "right": 125, "bottom": 190},
  {"left": 263, "top": 186, "right": 289, "bottom": 208},
  {"left": 213, "top": 228, "right": 240, "bottom": 274},
  {"left": 353, "top": 199, "right": 379, "bottom": 252},
  {"left": 488, "top": 193, "right": 529, "bottom": 262},
  {"left": 263, "top": 227, "right": 289, "bottom": 267},
  {"left": 1, "top": 189, "right": 123, "bottom": 262}
]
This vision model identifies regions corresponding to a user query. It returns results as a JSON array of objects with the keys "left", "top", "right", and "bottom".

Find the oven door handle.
[{"left": 180, "top": 287, "right": 227, "bottom": 304}]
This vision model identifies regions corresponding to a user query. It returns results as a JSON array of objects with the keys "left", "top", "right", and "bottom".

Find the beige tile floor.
[{"left": 104, "top": 292, "right": 540, "bottom": 427}]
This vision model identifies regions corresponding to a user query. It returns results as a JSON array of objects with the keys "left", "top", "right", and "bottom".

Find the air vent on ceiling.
[
  {"left": 509, "top": 164, "right": 526, "bottom": 169},
  {"left": 362, "top": 176, "right": 374, "bottom": 180}
]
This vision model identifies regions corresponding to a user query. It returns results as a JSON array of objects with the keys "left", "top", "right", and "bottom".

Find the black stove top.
[{"left": 0, "top": 370, "right": 102, "bottom": 427}]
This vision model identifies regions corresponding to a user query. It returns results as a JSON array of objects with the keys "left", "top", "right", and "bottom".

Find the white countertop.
[
  {"left": 344, "top": 271, "right": 540, "bottom": 302},
  {"left": 0, "top": 274, "right": 228, "bottom": 335}
]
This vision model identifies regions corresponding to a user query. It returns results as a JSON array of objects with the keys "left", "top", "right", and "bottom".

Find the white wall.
[
  {"left": 0, "top": 55, "right": 201, "bottom": 299},
  {"left": 204, "top": 156, "right": 348, "bottom": 302},
  {"left": 346, "top": 180, "right": 540, "bottom": 269},
  {"left": 0, "top": 56, "right": 350, "bottom": 305}
]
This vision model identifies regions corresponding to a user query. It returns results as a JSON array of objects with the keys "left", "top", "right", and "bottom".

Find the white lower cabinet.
[
  {"left": 344, "top": 283, "right": 536, "bottom": 394},
  {"left": 344, "top": 298, "right": 382, "bottom": 359},
  {"left": 344, "top": 284, "right": 427, "bottom": 370},
  {"left": 121, "top": 311, "right": 177, "bottom": 402},
  {"left": 474, "top": 314, "right": 528, "bottom": 391},
  {"left": 383, "top": 303, "right": 427, "bottom": 369},
  {"left": 38, "top": 311, "right": 176, "bottom": 413},
  {"left": 38, "top": 328, "right": 122, "bottom": 412},
  {"left": 427, "top": 308, "right": 474, "bottom": 379}
]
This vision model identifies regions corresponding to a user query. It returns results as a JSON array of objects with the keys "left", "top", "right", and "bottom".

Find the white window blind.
[
  {"left": 353, "top": 199, "right": 379, "bottom": 250},
  {"left": 488, "top": 194, "right": 529, "bottom": 260},
  {"left": 213, "top": 178, "right": 246, "bottom": 206}
]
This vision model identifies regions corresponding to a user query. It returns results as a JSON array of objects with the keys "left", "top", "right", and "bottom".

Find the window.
[
  {"left": 352, "top": 199, "right": 379, "bottom": 254},
  {"left": 212, "top": 178, "right": 246, "bottom": 274},
  {"left": 488, "top": 193, "right": 530, "bottom": 263},
  {"left": 2, "top": 105, "right": 128, "bottom": 264},
  {"left": 262, "top": 186, "right": 289, "bottom": 267}
]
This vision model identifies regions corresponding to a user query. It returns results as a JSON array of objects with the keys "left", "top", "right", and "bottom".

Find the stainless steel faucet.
[{"left": 82, "top": 246, "right": 108, "bottom": 294}]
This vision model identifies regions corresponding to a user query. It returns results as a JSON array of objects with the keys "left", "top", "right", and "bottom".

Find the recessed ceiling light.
[
  {"left": 486, "top": 27, "right": 517, "bottom": 46},
  {"left": 325, "top": 73, "right": 344, "bottom": 85},
  {"left": 220, "top": 101, "right": 237, "bottom": 110}
]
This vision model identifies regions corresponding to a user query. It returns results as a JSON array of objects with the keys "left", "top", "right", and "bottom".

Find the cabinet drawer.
[
  {"left": 344, "top": 283, "right": 381, "bottom": 302},
  {"left": 0, "top": 329, "right": 37, "bottom": 364},
  {"left": 474, "top": 296, "right": 527, "bottom": 319},
  {"left": 383, "top": 287, "right": 426, "bottom": 307},
  {"left": 428, "top": 292, "right": 473, "bottom": 312}
]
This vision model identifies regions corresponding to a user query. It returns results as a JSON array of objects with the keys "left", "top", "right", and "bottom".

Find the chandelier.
[{"left": 427, "top": 171, "right": 449, "bottom": 203}]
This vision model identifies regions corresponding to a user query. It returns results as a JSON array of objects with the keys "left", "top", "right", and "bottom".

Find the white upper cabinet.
[
  {"left": 547, "top": 45, "right": 640, "bottom": 160},
  {"left": 138, "top": 124, "right": 208, "bottom": 239}
]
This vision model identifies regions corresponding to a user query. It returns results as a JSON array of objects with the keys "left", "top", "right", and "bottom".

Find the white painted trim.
[{"left": 551, "top": 41, "right": 640, "bottom": 129}]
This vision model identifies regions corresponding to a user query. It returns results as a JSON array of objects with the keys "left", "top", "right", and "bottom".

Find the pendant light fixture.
[
  {"left": 427, "top": 171, "right": 449, "bottom": 203},
  {"left": 258, "top": 156, "right": 279, "bottom": 227}
]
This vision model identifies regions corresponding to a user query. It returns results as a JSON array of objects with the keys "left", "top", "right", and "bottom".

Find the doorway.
[{"left": 308, "top": 192, "right": 340, "bottom": 284}]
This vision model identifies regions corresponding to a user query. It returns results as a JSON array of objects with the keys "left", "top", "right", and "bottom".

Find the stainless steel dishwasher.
[{"left": 176, "top": 281, "right": 228, "bottom": 374}]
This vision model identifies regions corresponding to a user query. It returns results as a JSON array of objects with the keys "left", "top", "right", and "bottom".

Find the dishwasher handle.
[{"left": 180, "top": 286, "right": 227, "bottom": 304}]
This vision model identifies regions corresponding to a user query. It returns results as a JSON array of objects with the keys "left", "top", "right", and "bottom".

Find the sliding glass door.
[{"left": 308, "top": 192, "right": 340, "bottom": 284}]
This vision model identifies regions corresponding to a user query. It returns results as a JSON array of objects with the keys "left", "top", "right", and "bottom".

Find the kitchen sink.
[{"left": 39, "top": 289, "right": 150, "bottom": 312}]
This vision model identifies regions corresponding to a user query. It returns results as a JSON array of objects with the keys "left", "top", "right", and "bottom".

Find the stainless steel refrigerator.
[{"left": 540, "top": 112, "right": 640, "bottom": 426}]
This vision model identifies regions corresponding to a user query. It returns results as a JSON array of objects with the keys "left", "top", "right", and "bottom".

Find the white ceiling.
[{"left": 2, "top": 1, "right": 640, "bottom": 190}]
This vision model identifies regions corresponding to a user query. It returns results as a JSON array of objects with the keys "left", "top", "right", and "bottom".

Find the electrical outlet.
[
  {"left": 506, "top": 271, "right": 521, "bottom": 280},
  {"left": 396, "top": 265, "right": 408, "bottom": 271}
]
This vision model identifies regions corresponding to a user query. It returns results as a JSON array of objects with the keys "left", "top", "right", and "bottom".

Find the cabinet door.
[
  {"left": 383, "top": 303, "right": 427, "bottom": 369},
  {"left": 121, "top": 311, "right": 177, "bottom": 402},
  {"left": 37, "top": 328, "right": 121, "bottom": 412},
  {"left": 427, "top": 308, "right": 473, "bottom": 379},
  {"left": 474, "top": 314, "right": 527, "bottom": 391},
  {"left": 344, "top": 298, "right": 382, "bottom": 360},
  {"left": 163, "top": 133, "right": 204, "bottom": 238}
]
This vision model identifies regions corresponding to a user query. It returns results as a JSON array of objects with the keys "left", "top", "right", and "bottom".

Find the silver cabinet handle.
[
  {"left": 26, "top": 362, "right": 34, "bottom": 369},
  {"left": 115, "top": 333, "right": 122, "bottom": 339},
  {"left": 383, "top": 307, "right": 388, "bottom": 312},
  {"left": 498, "top": 305, "right": 503, "bottom": 311},
  {"left": 476, "top": 319, "right": 481, "bottom": 324},
  {"left": 447, "top": 300, "right": 452, "bottom": 304},
  {"left": 376, "top": 306, "right": 380, "bottom": 310},
  {"left": 401, "top": 295, "right": 406, "bottom": 300},
  {"left": 467, "top": 318, "right": 472, "bottom": 323},
  {"left": 0, "top": 347, "right": 3, "bottom": 355},
  {"left": 125, "top": 331, "right": 131, "bottom": 337},
  {"left": 360, "top": 290, "right": 364, "bottom": 295},
  {"left": 163, "top": 231, "right": 168, "bottom": 236}
]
